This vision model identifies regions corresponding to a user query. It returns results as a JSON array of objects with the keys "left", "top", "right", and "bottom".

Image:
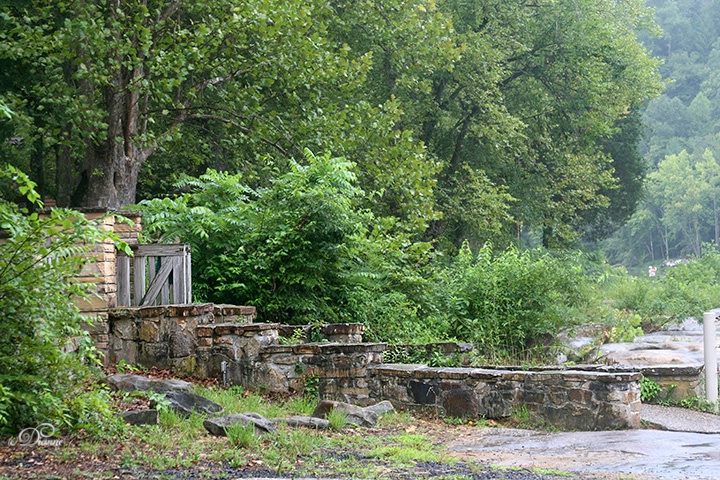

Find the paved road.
[{"left": 447, "top": 427, "right": 720, "bottom": 479}]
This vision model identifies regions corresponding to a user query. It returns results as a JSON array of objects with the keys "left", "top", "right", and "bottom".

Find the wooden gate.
[{"left": 117, "top": 244, "right": 191, "bottom": 307}]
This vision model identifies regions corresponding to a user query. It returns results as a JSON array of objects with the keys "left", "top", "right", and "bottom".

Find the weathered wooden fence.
[{"left": 117, "top": 244, "right": 191, "bottom": 306}]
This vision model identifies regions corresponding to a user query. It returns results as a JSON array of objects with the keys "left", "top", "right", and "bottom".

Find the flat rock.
[
  {"left": 119, "top": 409, "right": 159, "bottom": 426},
  {"left": 105, "top": 374, "right": 193, "bottom": 393},
  {"left": 584, "top": 317, "right": 720, "bottom": 373},
  {"left": 273, "top": 416, "right": 331, "bottom": 429},
  {"left": 204, "top": 413, "right": 277, "bottom": 436},
  {"left": 157, "top": 390, "right": 224, "bottom": 418},
  {"left": 603, "top": 349, "right": 702, "bottom": 365},
  {"left": 312, "top": 400, "right": 378, "bottom": 427},
  {"left": 364, "top": 400, "right": 395, "bottom": 416}
]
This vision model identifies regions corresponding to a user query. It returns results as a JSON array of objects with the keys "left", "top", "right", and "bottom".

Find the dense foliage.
[
  {"left": 138, "top": 150, "right": 369, "bottom": 323},
  {"left": 138, "top": 157, "right": 594, "bottom": 361},
  {"left": 1, "top": 0, "right": 662, "bottom": 251},
  {"left": 437, "top": 244, "right": 586, "bottom": 361},
  {"left": 0, "top": 166, "right": 122, "bottom": 434}
]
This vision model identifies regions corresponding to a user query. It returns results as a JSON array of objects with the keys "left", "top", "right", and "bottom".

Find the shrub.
[
  {"left": 439, "top": 243, "right": 587, "bottom": 361},
  {"left": 602, "top": 247, "right": 720, "bottom": 331},
  {"left": 639, "top": 377, "right": 661, "bottom": 403},
  {"left": 137, "top": 150, "right": 368, "bottom": 323},
  {"left": 0, "top": 166, "right": 127, "bottom": 434},
  {"left": 658, "top": 246, "right": 720, "bottom": 321}
]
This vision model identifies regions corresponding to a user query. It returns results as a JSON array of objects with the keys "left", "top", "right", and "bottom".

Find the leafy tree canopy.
[{"left": 1, "top": 0, "right": 662, "bottom": 250}]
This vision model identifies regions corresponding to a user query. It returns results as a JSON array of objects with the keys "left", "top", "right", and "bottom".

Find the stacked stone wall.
[
  {"left": 197, "top": 322, "right": 382, "bottom": 405},
  {"left": 367, "top": 364, "right": 641, "bottom": 430},
  {"left": 639, "top": 365, "right": 703, "bottom": 401},
  {"left": 105, "top": 305, "right": 645, "bottom": 430},
  {"left": 109, "top": 304, "right": 257, "bottom": 374},
  {"left": 60, "top": 209, "right": 143, "bottom": 360}
]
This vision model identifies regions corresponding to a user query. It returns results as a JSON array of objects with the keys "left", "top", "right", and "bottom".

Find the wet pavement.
[
  {"left": 447, "top": 316, "right": 720, "bottom": 480},
  {"left": 447, "top": 427, "right": 720, "bottom": 479}
]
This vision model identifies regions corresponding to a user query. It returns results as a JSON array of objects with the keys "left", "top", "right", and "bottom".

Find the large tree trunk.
[
  {"left": 74, "top": 59, "right": 149, "bottom": 209},
  {"left": 79, "top": 142, "right": 144, "bottom": 209}
]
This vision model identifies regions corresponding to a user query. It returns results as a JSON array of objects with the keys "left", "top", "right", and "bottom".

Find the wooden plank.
[
  {"left": 147, "top": 256, "right": 157, "bottom": 305},
  {"left": 173, "top": 256, "right": 184, "bottom": 304},
  {"left": 117, "top": 256, "right": 131, "bottom": 307},
  {"left": 140, "top": 259, "right": 173, "bottom": 306},
  {"left": 133, "top": 244, "right": 189, "bottom": 257},
  {"left": 185, "top": 251, "right": 192, "bottom": 304},
  {"left": 160, "top": 258, "right": 170, "bottom": 305},
  {"left": 132, "top": 256, "right": 146, "bottom": 306}
]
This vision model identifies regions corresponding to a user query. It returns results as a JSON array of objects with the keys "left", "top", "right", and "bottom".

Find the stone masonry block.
[
  {"left": 113, "top": 318, "right": 137, "bottom": 340},
  {"left": 197, "top": 326, "right": 214, "bottom": 337},
  {"left": 316, "top": 367, "right": 366, "bottom": 379},
  {"left": 443, "top": 388, "right": 479, "bottom": 419},
  {"left": 136, "top": 306, "right": 168, "bottom": 318},
  {"left": 138, "top": 321, "right": 160, "bottom": 343}
]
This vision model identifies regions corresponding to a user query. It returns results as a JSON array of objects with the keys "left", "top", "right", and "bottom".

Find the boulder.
[
  {"left": 311, "top": 400, "right": 378, "bottom": 427},
  {"left": 156, "top": 390, "right": 224, "bottom": 418},
  {"left": 119, "top": 409, "right": 159, "bottom": 426},
  {"left": 364, "top": 400, "right": 395, "bottom": 416},
  {"left": 204, "top": 413, "right": 277, "bottom": 436},
  {"left": 273, "top": 416, "right": 331, "bottom": 430}
]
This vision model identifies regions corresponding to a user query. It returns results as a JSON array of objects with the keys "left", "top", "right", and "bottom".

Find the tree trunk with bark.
[{"left": 72, "top": 38, "right": 152, "bottom": 209}]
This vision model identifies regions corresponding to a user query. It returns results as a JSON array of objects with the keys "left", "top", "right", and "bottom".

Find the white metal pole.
[{"left": 703, "top": 310, "right": 718, "bottom": 406}]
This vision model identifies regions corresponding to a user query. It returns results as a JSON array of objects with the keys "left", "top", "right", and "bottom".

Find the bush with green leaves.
[
  {"left": 138, "top": 149, "right": 370, "bottom": 323},
  {"left": 600, "top": 246, "right": 720, "bottom": 331},
  {"left": 657, "top": 247, "right": 720, "bottom": 320},
  {"left": 0, "top": 165, "right": 125, "bottom": 435},
  {"left": 437, "top": 243, "right": 587, "bottom": 362}
]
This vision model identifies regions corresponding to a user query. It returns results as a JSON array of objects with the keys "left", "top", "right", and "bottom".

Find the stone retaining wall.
[
  {"left": 195, "top": 321, "right": 382, "bottom": 405},
  {"left": 639, "top": 364, "right": 704, "bottom": 401},
  {"left": 367, "top": 364, "right": 641, "bottom": 430},
  {"left": 106, "top": 305, "right": 643, "bottom": 430},
  {"left": 108, "top": 303, "right": 257, "bottom": 371}
]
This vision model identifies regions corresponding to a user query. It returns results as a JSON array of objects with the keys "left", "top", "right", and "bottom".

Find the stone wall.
[
  {"left": 65, "top": 209, "right": 143, "bottom": 360},
  {"left": 367, "top": 364, "right": 641, "bottom": 430},
  {"left": 49, "top": 210, "right": 140, "bottom": 359},
  {"left": 105, "top": 306, "right": 642, "bottom": 430},
  {"left": 108, "top": 303, "right": 257, "bottom": 373},
  {"left": 195, "top": 322, "right": 384, "bottom": 405},
  {"left": 640, "top": 364, "right": 703, "bottom": 401}
]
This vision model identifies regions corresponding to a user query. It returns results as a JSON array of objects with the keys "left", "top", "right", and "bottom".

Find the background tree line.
[{"left": 604, "top": 0, "right": 720, "bottom": 266}]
